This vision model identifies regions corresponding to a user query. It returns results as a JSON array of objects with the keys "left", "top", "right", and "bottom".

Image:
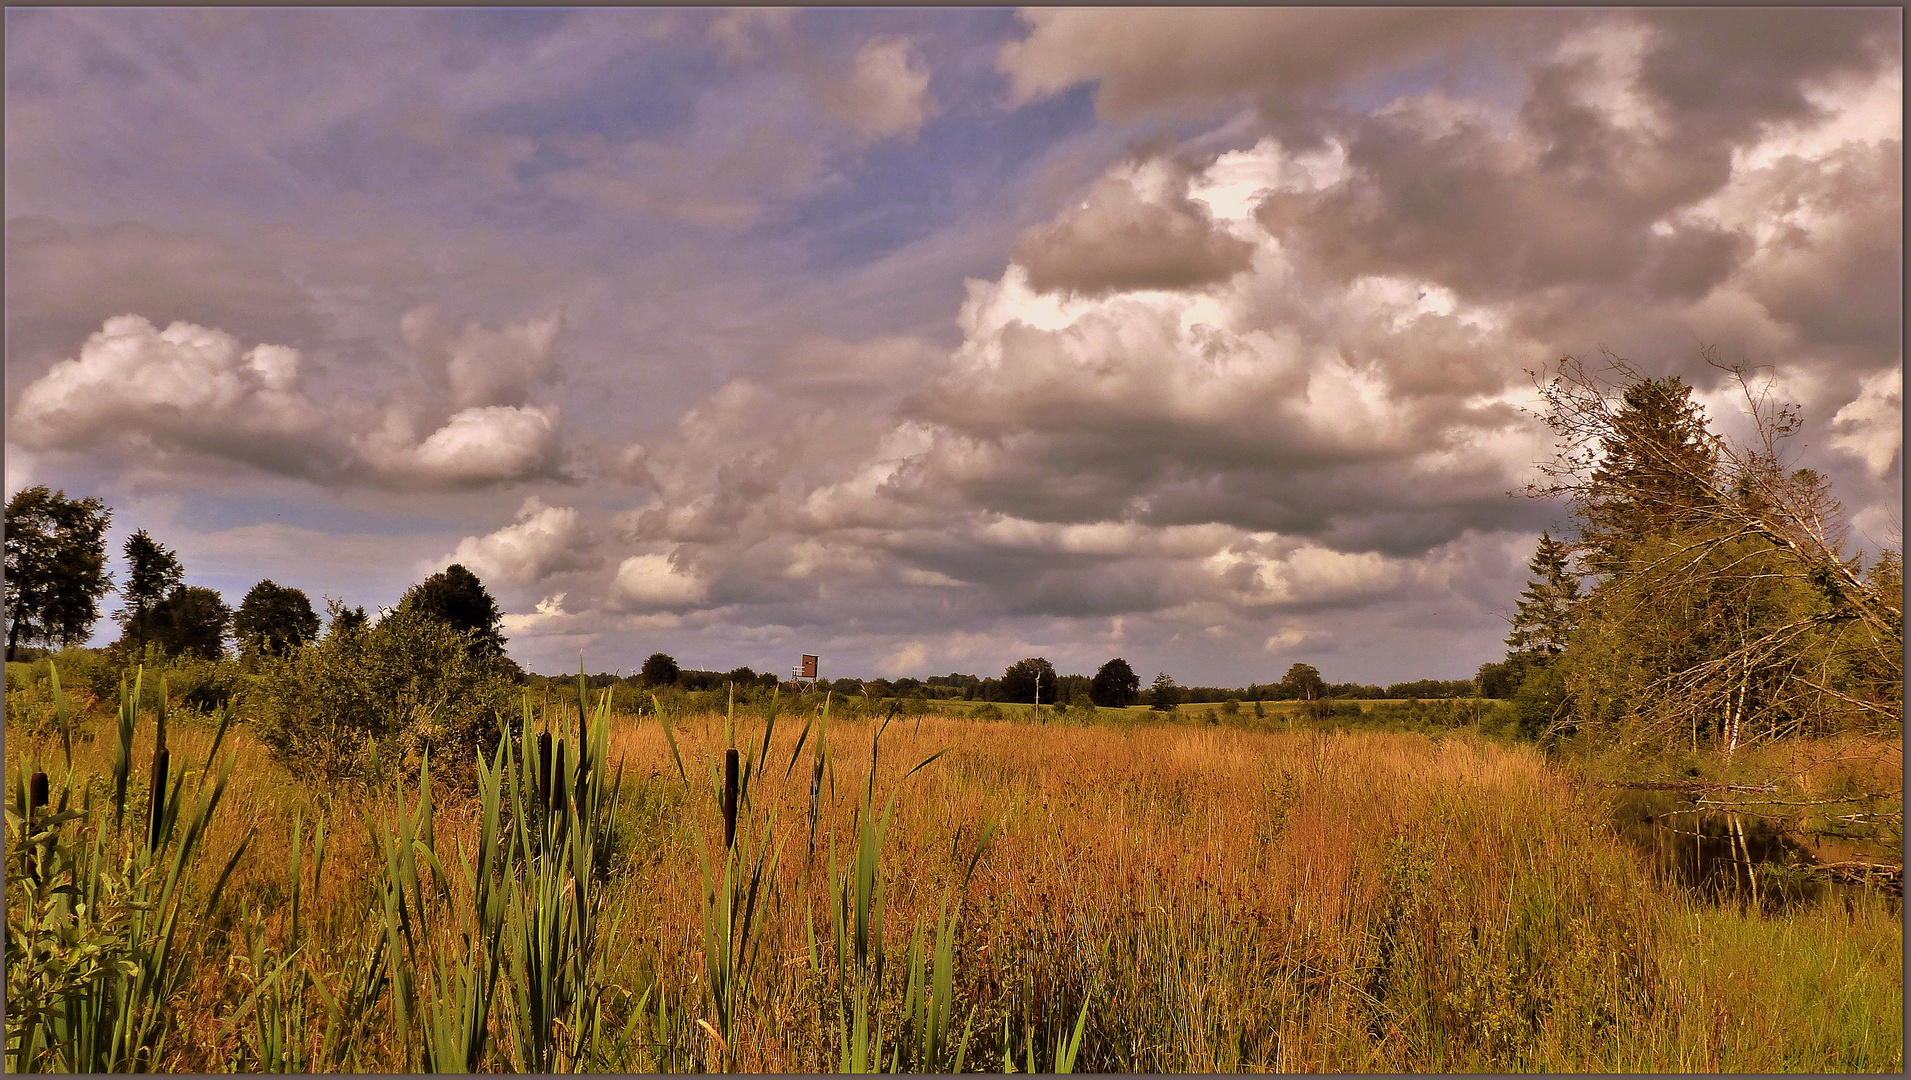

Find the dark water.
[{"left": 1610, "top": 788, "right": 1902, "bottom": 914}]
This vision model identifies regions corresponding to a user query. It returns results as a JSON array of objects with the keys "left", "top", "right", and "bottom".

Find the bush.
[
  {"left": 3, "top": 662, "right": 87, "bottom": 739},
  {"left": 970, "top": 702, "right": 1004, "bottom": 721},
  {"left": 249, "top": 610, "right": 516, "bottom": 786}
]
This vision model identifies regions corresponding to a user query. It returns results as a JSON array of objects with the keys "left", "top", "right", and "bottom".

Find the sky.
[{"left": 5, "top": 7, "right": 1902, "bottom": 686}]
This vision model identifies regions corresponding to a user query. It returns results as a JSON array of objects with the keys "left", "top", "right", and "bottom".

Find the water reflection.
[{"left": 1610, "top": 789, "right": 1901, "bottom": 915}]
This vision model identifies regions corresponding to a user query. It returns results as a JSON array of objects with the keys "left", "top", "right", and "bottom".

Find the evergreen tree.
[
  {"left": 1505, "top": 532, "right": 1581, "bottom": 660},
  {"left": 4, "top": 486, "right": 114, "bottom": 659},
  {"left": 1579, "top": 375, "right": 1718, "bottom": 572}
]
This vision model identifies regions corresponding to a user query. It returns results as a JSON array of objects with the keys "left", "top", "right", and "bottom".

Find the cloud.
[
  {"left": 440, "top": 495, "right": 598, "bottom": 585},
  {"left": 9, "top": 314, "right": 345, "bottom": 475},
  {"left": 1011, "top": 171, "right": 1255, "bottom": 296},
  {"left": 365, "top": 404, "right": 563, "bottom": 487},
  {"left": 501, "top": 592, "right": 572, "bottom": 635},
  {"left": 9, "top": 313, "right": 569, "bottom": 489},
  {"left": 708, "top": 8, "right": 796, "bottom": 63},
  {"left": 997, "top": 8, "right": 1513, "bottom": 119},
  {"left": 1830, "top": 369, "right": 1904, "bottom": 478},
  {"left": 400, "top": 305, "right": 564, "bottom": 410},
  {"left": 609, "top": 551, "right": 711, "bottom": 611},
  {"left": 817, "top": 37, "right": 934, "bottom": 143}
]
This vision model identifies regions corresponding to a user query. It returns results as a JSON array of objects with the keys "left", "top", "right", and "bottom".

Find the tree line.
[
  {"left": 602, "top": 650, "right": 1475, "bottom": 710},
  {"left": 4, "top": 488, "right": 518, "bottom": 672}
]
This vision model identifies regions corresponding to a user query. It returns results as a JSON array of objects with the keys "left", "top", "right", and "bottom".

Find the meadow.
[{"left": 5, "top": 666, "right": 1902, "bottom": 1073}]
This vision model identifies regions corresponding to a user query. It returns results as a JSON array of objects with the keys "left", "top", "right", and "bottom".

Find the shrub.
[
  {"left": 1064, "top": 699, "right": 1101, "bottom": 725},
  {"left": 971, "top": 702, "right": 1004, "bottom": 721},
  {"left": 2, "top": 663, "right": 87, "bottom": 739},
  {"left": 249, "top": 610, "right": 515, "bottom": 786}
]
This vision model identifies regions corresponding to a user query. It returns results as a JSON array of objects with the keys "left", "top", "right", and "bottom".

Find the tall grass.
[
  {"left": 5, "top": 667, "right": 251, "bottom": 1072},
  {"left": 4, "top": 661, "right": 1901, "bottom": 1072}
]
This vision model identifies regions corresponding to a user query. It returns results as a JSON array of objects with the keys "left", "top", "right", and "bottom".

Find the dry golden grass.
[{"left": 7, "top": 701, "right": 1901, "bottom": 1072}]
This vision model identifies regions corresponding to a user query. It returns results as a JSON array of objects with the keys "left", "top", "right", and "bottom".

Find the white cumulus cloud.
[
  {"left": 610, "top": 551, "right": 711, "bottom": 611},
  {"left": 442, "top": 495, "right": 598, "bottom": 585}
]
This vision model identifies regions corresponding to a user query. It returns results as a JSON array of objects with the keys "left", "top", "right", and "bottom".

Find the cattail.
[
  {"left": 537, "top": 730, "right": 553, "bottom": 812},
  {"left": 148, "top": 747, "right": 170, "bottom": 853},
  {"left": 149, "top": 682, "right": 170, "bottom": 852},
  {"left": 723, "top": 748, "right": 740, "bottom": 850},
  {"left": 27, "top": 770, "right": 48, "bottom": 882}
]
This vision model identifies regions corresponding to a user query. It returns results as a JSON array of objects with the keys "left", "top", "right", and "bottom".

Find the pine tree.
[
  {"left": 1579, "top": 376, "right": 1718, "bottom": 572},
  {"left": 1505, "top": 532, "right": 1581, "bottom": 659}
]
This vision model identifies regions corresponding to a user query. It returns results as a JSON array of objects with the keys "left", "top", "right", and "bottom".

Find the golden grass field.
[{"left": 6, "top": 695, "right": 1903, "bottom": 1072}]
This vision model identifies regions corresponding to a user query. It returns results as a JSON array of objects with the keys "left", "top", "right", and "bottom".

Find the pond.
[{"left": 1609, "top": 787, "right": 1903, "bottom": 915}]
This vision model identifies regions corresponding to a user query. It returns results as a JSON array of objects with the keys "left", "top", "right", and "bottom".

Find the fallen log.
[
  {"left": 1603, "top": 779, "right": 1779, "bottom": 794},
  {"left": 1798, "top": 861, "right": 1903, "bottom": 891}
]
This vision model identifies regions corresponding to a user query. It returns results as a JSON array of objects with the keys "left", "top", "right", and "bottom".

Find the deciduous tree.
[
  {"left": 4, "top": 486, "right": 114, "bottom": 659},
  {"left": 1148, "top": 671, "right": 1180, "bottom": 712},
  {"left": 115, "top": 529, "right": 183, "bottom": 656},
  {"left": 1278, "top": 663, "right": 1325, "bottom": 703},
  {"left": 395, "top": 563, "right": 506, "bottom": 661},
  {"left": 148, "top": 586, "right": 232, "bottom": 660},
  {"left": 1090, "top": 657, "right": 1140, "bottom": 707},
  {"left": 234, "top": 580, "right": 321, "bottom": 656},
  {"left": 641, "top": 652, "right": 680, "bottom": 686},
  {"left": 1001, "top": 657, "right": 1058, "bottom": 705}
]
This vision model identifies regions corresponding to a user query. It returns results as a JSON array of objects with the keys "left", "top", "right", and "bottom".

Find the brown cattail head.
[
  {"left": 148, "top": 747, "right": 171, "bottom": 853},
  {"left": 28, "top": 770, "right": 48, "bottom": 813},
  {"left": 537, "top": 731, "right": 553, "bottom": 811},
  {"left": 723, "top": 748, "right": 740, "bottom": 849}
]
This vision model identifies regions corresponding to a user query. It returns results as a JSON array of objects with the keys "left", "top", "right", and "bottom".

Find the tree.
[
  {"left": 1506, "top": 532, "right": 1581, "bottom": 660},
  {"left": 115, "top": 529, "right": 183, "bottom": 656},
  {"left": 1278, "top": 663, "right": 1325, "bottom": 702},
  {"left": 234, "top": 580, "right": 321, "bottom": 656},
  {"left": 395, "top": 564, "right": 506, "bottom": 661},
  {"left": 148, "top": 586, "right": 232, "bottom": 660},
  {"left": 1565, "top": 368, "right": 1720, "bottom": 573},
  {"left": 1090, "top": 657, "right": 1140, "bottom": 707},
  {"left": 1529, "top": 351, "right": 1902, "bottom": 753},
  {"left": 1000, "top": 657, "right": 1058, "bottom": 705},
  {"left": 5, "top": 486, "right": 114, "bottom": 659},
  {"left": 251, "top": 607, "right": 514, "bottom": 786},
  {"left": 1148, "top": 672, "right": 1180, "bottom": 711},
  {"left": 326, "top": 601, "right": 369, "bottom": 640},
  {"left": 1474, "top": 660, "right": 1518, "bottom": 699},
  {"left": 642, "top": 652, "right": 680, "bottom": 686}
]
